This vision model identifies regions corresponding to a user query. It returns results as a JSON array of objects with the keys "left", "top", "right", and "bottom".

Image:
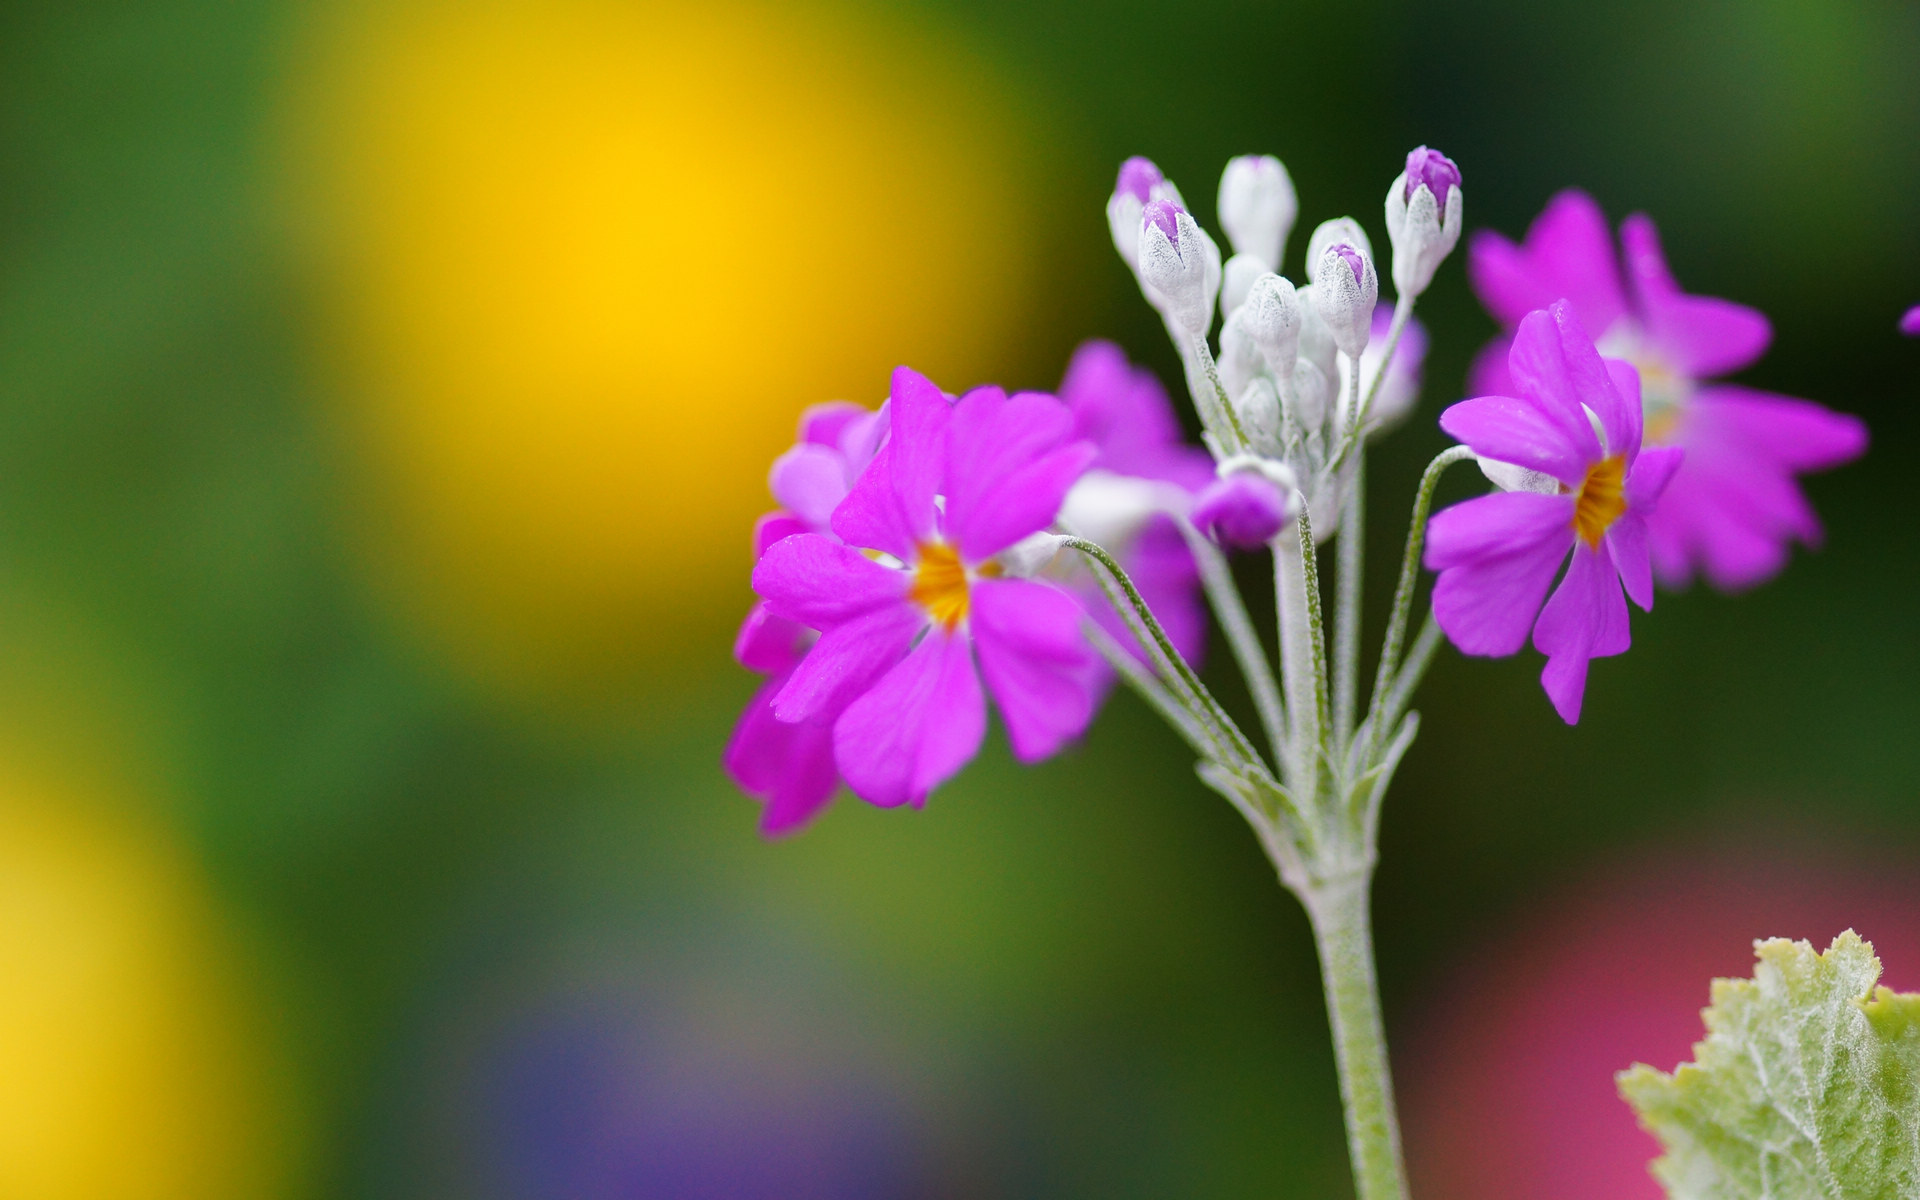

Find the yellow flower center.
[
  {"left": 1572, "top": 454, "right": 1628, "bottom": 548},
  {"left": 908, "top": 540, "right": 992, "bottom": 629}
]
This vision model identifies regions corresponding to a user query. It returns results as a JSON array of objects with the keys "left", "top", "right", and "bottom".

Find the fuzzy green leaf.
[{"left": 1619, "top": 931, "right": 1920, "bottom": 1200}]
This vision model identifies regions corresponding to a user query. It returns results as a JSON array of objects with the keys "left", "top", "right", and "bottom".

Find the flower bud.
[
  {"left": 1294, "top": 285, "right": 1340, "bottom": 385},
  {"left": 1241, "top": 273, "right": 1301, "bottom": 378},
  {"left": 1232, "top": 375, "right": 1284, "bottom": 457},
  {"left": 1217, "top": 306, "right": 1263, "bottom": 404},
  {"left": 1304, "top": 217, "right": 1374, "bottom": 284},
  {"left": 1106, "top": 156, "right": 1185, "bottom": 276},
  {"left": 1216, "top": 154, "right": 1297, "bottom": 270},
  {"left": 1193, "top": 458, "right": 1297, "bottom": 548},
  {"left": 1138, "top": 200, "right": 1219, "bottom": 335},
  {"left": 1383, "top": 145, "right": 1463, "bottom": 300},
  {"left": 1290, "top": 357, "right": 1331, "bottom": 432},
  {"left": 1312, "top": 241, "right": 1378, "bottom": 358},
  {"left": 1221, "top": 252, "right": 1268, "bottom": 318}
]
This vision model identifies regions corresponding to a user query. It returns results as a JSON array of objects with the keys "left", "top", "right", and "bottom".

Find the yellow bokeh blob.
[
  {"left": 0, "top": 774, "right": 297, "bottom": 1199},
  {"left": 283, "top": 0, "right": 1052, "bottom": 702}
]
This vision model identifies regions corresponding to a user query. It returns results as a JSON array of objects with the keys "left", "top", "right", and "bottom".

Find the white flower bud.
[
  {"left": 1233, "top": 376, "right": 1284, "bottom": 457},
  {"left": 1383, "top": 146, "right": 1463, "bottom": 300},
  {"left": 1290, "top": 358, "right": 1331, "bottom": 432},
  {"left": 1139, "top": 201, "right": 1218, "bottom": 336},
  {"left": 1295, "top": 284, "right": 1340, "bottom": 385},
  {"left": 1217, "top": 154, "right": 1297, "bottom": 270},
  {"left": 1217, "top": 306, "right": 1263, "bottom": 403},
  {"left": 1241, "top": 273, "right": 1301, "bottom": 378},
  {"left": 1304, "top": 217, "right": 1374, "bottom": 284},
  {"left": 1221, "top": 252, "right": 1268, "bottom": 319},
  {"left": 1312, "top": 241, "right": 1378, "bottom": 358},
  {"left": 1106, "top": 156, "right": 1186, "bottom": 278}
]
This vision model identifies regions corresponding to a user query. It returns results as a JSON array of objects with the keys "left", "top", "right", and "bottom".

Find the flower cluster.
[{"left": 729, "top": 144, "right": 1871, "bottom": 831}]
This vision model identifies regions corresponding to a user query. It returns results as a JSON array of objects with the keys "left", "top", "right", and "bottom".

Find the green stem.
[
  {"left": 1063, "top": 537, "right": 1266, "bottom": 775},
  {"left": 1364, "top": 445, "right": 1473, "bottom": 754},
  {"left": 1175, "top": 516, "right": 1287, "bottom": 764},
  {"left": 1299, "top": 871, "right": 1408, "bottom": 1200},
  {"left": 1271, "top": 504, "right": 1326, "bottom": 796}
]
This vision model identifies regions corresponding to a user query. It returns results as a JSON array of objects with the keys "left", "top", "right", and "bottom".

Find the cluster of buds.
[{"left": 1109, "top": 147, "right": 1462, "bottom": 542}]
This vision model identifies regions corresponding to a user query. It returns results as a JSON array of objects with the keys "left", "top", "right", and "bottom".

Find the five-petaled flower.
[
  {"left": 1469, "top": 191, "right": 1865, "bottom": 591},
  {"left": 1426, "top": 301, "right": 1684, "bottom": 724},
  {"left": 751, "top": 367, "right": 1101, "bottom": 808}
]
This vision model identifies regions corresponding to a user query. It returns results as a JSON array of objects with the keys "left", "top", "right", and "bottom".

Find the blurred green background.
[{"left": 0, "top": 0, "right": 1915, "bottom": 1196}]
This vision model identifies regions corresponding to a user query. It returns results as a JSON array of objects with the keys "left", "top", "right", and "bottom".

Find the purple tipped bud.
[
  {"left": 1331, "top": 243, "right": 1366, "bottom": 286},
  {"left": 1404, "top": 146, "right": 1460, "bottom": 205},
  {"left": 1143, "top": 199, "right": 1184, "bottom": 247},
  {"left": 1903, "top": 305, "right": 1920, "bottom": 337},
  {"left": 1193, "top": 473, "right": 1290, "bottom": 548},
  {"left": 1116, "top": 156, "right": 1165, "bottom": 204}
]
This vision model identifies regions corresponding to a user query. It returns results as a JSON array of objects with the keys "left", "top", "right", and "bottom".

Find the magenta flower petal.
[
  {"left": 1621, "top": 214, "right": 1771, "bottom": 377},
  {"left": 1532, "top": 543, "right": 1631, "bottom": 724},
  {"left": 769, "top": 443, "right": 851, "bottom": 528},
  {"left": 1466, "top": 332, "right": 1516, "bottom": 400},
  {"left": 1604, "top": 512, "right": 1654, "bottom": 612},
  {"left": 770, "top": 602, "right": 923, "bottom": 724},
  {"left": 753, "top": 511, "right": 809, "bottom": 558},
  {"left": 753, "top": 533, "right": 909, "bottom": 628},
  {"left": 832, "top": 367, "right": 950, "bottom": 558},
  {"left": 1903, "top": 305, "right": 1920, "bottom": 336},
  {"left": 1600, "top": 358, "right": 1645, "bottom": 466},
  {"left": 724, "top": 679, "right": 839, "bottom": 837},
  {"left": 1426, "top": 491, "right": 1576, "bottom": 570},
  {"left": 1625, "top": 445, "right": 1685, "bottom": 510},
  {"left": 834, "top": 629, "right": 986, "bottom": 808},
  {"left": 1468, "top": 190, "right": 1628, "bottom": 331},
  {"left": 733, "top": 602, "right": 805, "bottom": 674},
  {"left": 1427, "top": 492, "right": 1577, "bottom": 656},
  {"left": 1060, "top": 340, "right": 1214, "bottom": 489},
  {"left": 971, "top": 578, "right": 1099, "bottom": 762},
  {"left": 799, "top": 399, "right": 872, "bottom": 448},
  {"left": 1691, "top": 386, "right": 1867, "bottom": 473},
  {"left": 1506, "top": 305, "right": 1621, "bottom": 466},
  {"left": 1439, "top": 394, "right": 1592, "bottom": 488},
  {"left": 946, "top": 388, "right": 1094, "bottom": 560}
]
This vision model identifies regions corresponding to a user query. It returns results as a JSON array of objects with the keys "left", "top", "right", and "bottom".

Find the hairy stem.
[
  {"left": 1176, "top": 517, "right": 1287, "bottom": 764},
  {"left": 1332, "top": 449, "right": 1364, "bottom": 751},
  {"left": 1063, "top": 538, "right": 1266, "bottom": 775},
  {"left": 1272, "top": 505, "right": 1325, "bottom": 796},
  {"left": 1083, "top": 619, "right": 1214, "bottom": 760},
  {"left": 1300, "top": 871, "right": 1408, "bottom": 1200},
  {"left": 1364, "top": 445, "right": 1473, "bottom": 754}
]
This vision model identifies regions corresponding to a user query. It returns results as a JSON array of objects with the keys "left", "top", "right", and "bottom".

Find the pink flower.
[
  {"left": 1056, "top": 341, "right": 1211, "bottom": 668},
  {"left": 1903, "top": 305, "right": 1920, "bottom": 336},
  {"left": 1425, "top": 302, "right": 1684, "bottom": 724},
  {"left": 723, "top": 402, "right": 887, "bottom": 836},
  {"left": 1468, "top": 191, "right": 1865, "bottom": 591},
  {"left": 752, "top": 367, "right": 1100, "bottom": 808}
]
